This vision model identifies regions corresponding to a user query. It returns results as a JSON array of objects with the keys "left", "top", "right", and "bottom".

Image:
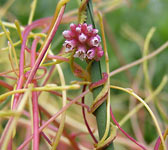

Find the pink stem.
[
  {"left": 0, "top": 79, "right": 13, "bottom": 90},
  {"left": 41, "top": 132, "right": 52, "bottom": 145},
  {"left": 0, "top": 75, "right": 17, "bottom": 80},
  {"left": 13, "top": 75, "right": 25, "bottom": 108},
  {"left": 0, "top": 14, "right": 52, "bottom": 150},
  {"left": 31, "top": 38, "right": 40, "bottom": 67},
  {"left": 30, "top": 67, "right": 47, "bottom": 80},
  {"left": 154, "top": 132, "right": 165, "bottom": 150},
  {"left": 110, "top": 107, "right": 147, "bottom": 150},
  {"left": 39, "top": 105, "right": 80, "bottom": 150},
  {"left": 37, "top": 63, "right": 84, "bottom": 109},
  {"left": 32, "top": 89, "right": 39, "bottom": 150},
  {"left": 24, "top": 6, "right": 65, "bottom": 88},
  {"left": 89, "top": 72, "right": 108, "bottom": 90},
  {"left": 154, "top": 137, "right": 161, "bottom": 150},
  {"left": 7, "top": 138, "right": 12, "bottom": 150},
  {"left": 40, "top": 65, "right": 55, "bottom": 87},
  {"left": 26, "top": 46, "right": 69, "bottom": 62},
  {"left": 0, "top": 117, "right": 13, "bottom": 147},
  {"left": 31, "top": 38, "right": 40, "bottom": 150},
  {"left": 13, "top": 17, "right": 51, "bottom": 107},
  {"left": 82, "top": 85, "right": 98, "bottom": 143},
  {"left": 20, "top": 17, "right": 51, "bottom": 77},
  {"left": 2, "top": 9, "right": 64, "bottom": 149},
  {"left": 0, "top": 110, "right": 18, "bottom": 149},
  {"left": 24, "top": 127, "right": 32, "bottom": 150},
  {"left": 17, "top": 90, "right": 90, "bottom": 150},
  {"left": 50, "top": 91, "right": 90, "bottom": 111}
]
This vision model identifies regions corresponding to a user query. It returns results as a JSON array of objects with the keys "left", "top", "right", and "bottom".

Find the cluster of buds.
[{"left": 62, "top": 23, "right": 104, "bottom": 61}]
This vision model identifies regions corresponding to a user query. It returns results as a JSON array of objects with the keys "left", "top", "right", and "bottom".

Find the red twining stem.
[
  {"left": 82, "top": 85, "right": 98, "bottom": 143},
  {"left": 89, "top": 72, "right": 108, "bottom": 91}
]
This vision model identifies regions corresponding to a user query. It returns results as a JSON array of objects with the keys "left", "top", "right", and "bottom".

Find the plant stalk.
[{"left": 86, "top": 0, "right": 114, "bottom": 149}]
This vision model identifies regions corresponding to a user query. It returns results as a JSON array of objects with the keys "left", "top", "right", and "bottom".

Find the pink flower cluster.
[{"left": 62, "top": 23, "right": 104, "bottom": 61}]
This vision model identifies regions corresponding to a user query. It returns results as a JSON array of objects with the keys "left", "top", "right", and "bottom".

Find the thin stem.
[
  {"left": 28, "top": 0, "right": 37, "bottom": 24},
  {"left": 143, "top": 27, "right": 155, "bottom": 90},
  {"left": 0, "top": 20, "right": 19, "bottom": 68},
  {"left": 0, "top": 84, "right": 80, "bottom": 102},
  {"left": 41, "top": 132, "right": 52, "bottom": 146},
  {"left": 12, "top": 17, "right": 51, "bottom": 108},
  {"left": 39, "top": 105, "right": 80, "bottom": 150},
  {"left": 109, "top": 42, "right": 168, "bottom": 77},
  {"left": 49, "top": 90, "right": 90, "bottom": 110},
  {"left": 1, "top": 85, "right": 33, "bottom": 150},
  {"left": 51, "top": 64, "right": 67, "bottom": 149},
  {"left": 154, "top": 128, "right": 168, "bottom": 150},
  {"left": 24, "top": 6, "right": 65, "bottom": 88},
  {"left": 8, "top": 42, "right": 19, "bottom": 78},
  {"left": 14, "top": 20, "right": 23, "bottom": 42},
  {"left": 119, "top": 76, "right": 168, "bottom": 126},
  {"left": 96, "top": 11, "right": 111, "bottom": 145},
  {"left": 110, "top": 85, "right": 166, "bottom": 150},
  {"left": 82, "top": 85, "right": 98, "bottom": 143},
  {"left": 0, "top": 0, "right": 15, "bottom": 18},
  {"left": 30, "top": 37, "right": 40, "bottom": 150},
  {"left": 17, "top": 90, "right": 90, "bottom": 150},
  {"left": 19, "top": 17, "right": 51, "bottom": 77},
  {"left": 110, "top": 107, "right": 147, "bottom": 150},
  {"left": 0, "top": 80, "right": 13, "bottom": 90},
  {"left": 0, "top": 40, "right": 21, "bottom": 51},
  {"left": 87, "top": 0, "right": 114, "bottom": 149},
  {"left": 103, "top": 18, "right": 132, "bottom": 81},
  {"left": 32, "top": 88, "right": 39, "bottom": 150}
]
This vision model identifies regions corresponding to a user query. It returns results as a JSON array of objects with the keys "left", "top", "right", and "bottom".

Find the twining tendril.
[{"left": 89, "top": 72, "right": 108, "bottom": 91}]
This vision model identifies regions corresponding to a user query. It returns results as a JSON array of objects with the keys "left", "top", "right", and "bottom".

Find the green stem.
[{"left": 87, "top": 1, "right": 114, "bottom": 149}]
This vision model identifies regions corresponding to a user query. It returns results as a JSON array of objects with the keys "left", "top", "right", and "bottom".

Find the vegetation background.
[{"left": 0, "top": 0, "right": 168, "bottom": 149}]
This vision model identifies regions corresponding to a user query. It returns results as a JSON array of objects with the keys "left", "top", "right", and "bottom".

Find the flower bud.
[
  {"left": 87, "top": 48, "right": 95, "bottom": 59},
  {"left": 92, "top": 29, "right": 98, "bottom": 34},
  {"left": 95, "top": 46, "right": 104, "bottom": 61},
  {"left": 62, "top": 30, "right": 72, "bottom": 39},
  {"left": 70, "top": 23, "right": 77, "bottom": 32},
  {"left": 73, "top": 45, "right": 86, "bottom": 60},
  {"left": 63, "top": 40, "right": 77, "bottom": 52},
  {"left": 78, "top": 33, "right": 87, "bottom": 43},
  {"left": 81, "top": 23, "right": 87, "bottom": 33},
  {"left": 76, "top": 26, "right": 81, "bottom": 33},
  {"left": 87, "top": 25, "right": 93, "bottom": 33},
  {"left": 89, "top": 35, "right": 101, "bottom": 47}
]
